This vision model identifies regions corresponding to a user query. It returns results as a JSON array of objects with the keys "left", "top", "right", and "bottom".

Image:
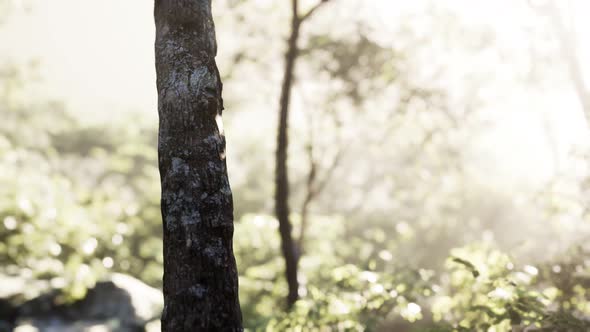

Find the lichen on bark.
[{"left": 155, "top": 0, "right": 243, "bottom": 330}]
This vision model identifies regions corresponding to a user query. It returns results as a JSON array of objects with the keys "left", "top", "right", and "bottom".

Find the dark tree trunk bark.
[
  {"left": 275, "top": 0, "right": 302, "bottom": 309},
  {"left": 154, "top": 1, "right": 243, "bottom": 330}
]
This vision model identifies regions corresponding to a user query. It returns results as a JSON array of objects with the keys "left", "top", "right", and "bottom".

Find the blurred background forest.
[{"left": 1, "top": 0, "right": 590, "bottom": 331}]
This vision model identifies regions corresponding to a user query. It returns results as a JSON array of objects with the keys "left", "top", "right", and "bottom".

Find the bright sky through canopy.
[{"left": 1, "top": 0, "right": 589, "bottom": 187}]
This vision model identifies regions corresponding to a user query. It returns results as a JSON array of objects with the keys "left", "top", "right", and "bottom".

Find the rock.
[
  {"left": 0, "top": 273, "right": 53, "bottom": 331},
  {"left": 144, "top": 320, "right": 161, "bottom": 332},
  {"left": 6, "top": 273, "right": 163, "bottom": 332},
  {"left": 108, "top": 274, "right": 162, "bottom": 324},
  {"left": 14, "top": 323, "right": 38, "bottom": 332},
  {"left": 14, "top": 319, "right": 141, "bottom": 332}
]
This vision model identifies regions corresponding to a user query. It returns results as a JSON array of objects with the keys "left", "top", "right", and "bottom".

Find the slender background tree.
[{"left": 275, "top": 0, "right": 332, "bottom": 309}]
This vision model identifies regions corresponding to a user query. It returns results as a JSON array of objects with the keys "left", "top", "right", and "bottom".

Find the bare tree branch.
[
  {"left": 299, "top": 0, "right": 331, "bottom": 23},
  {"left": 297, "top": 108, "right": 344, "bottom": 252}
]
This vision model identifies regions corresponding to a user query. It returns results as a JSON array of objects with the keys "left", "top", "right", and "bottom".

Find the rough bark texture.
[
  {"left": 154, "top": 0, "right": 243, "bottom": 330},
  {"left": 275, "top": 0, "right": 302, "bottom": 309}
]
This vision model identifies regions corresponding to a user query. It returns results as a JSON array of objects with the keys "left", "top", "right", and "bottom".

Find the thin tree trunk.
[
  {"left": 532, "top": 1, "right": 590, "bottom": 127},
  {"left": 275, "top": 0, "right": 301, "bottom": 309},
  {"left": 275, "top": 0, "right": 332, "bottom": 309},
  {"left": 155, "top": 1, "right": 242, "bottom": 330},
  {"left": 548, "top": 4, "right": 590, "bottom": 125}
]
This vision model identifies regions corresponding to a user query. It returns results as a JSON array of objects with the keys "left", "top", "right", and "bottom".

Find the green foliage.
[
  {"left": 0, "top": 65, "right": 163, "bottom": 301},
  {"left": 2, "top": 2, "right": 590, "bottom": 326},
  {"left": 1, "top": 73, "right": 588, "bottom": 327},
  {"left": 430, "top": 245, "right": 590, "bottom": 332}
]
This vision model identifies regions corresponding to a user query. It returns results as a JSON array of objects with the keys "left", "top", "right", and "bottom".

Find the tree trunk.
[
  {"left": 154, "top": 1, "right": 243, "bottom": 330},
  {"left": 548, "top": 5, "right": 590, "bottom": 126},
  {"left": 532, "top": 1, "right": 590, "bottom": 128},
  {"left": 275, "top": 0, "right": 302, "bottom": 309}
]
